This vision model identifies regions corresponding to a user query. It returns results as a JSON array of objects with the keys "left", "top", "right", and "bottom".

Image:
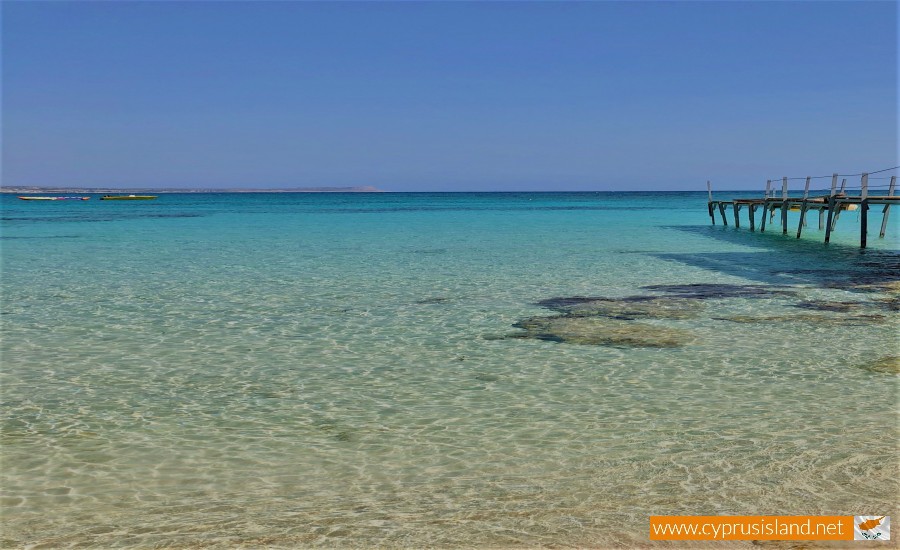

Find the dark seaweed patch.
[
  {"left": 509, "top": 315, "right": 691, "bottom": 347},
  {"left": 642, "top": 283, "right": 798, "bottom": 300},
  {"left": 775, "top": 254, "right": 900, "bottom": 290},
  {"left": 712, "top": 314, "right": 886, "bottom": 326},
  {"left": 536, "top": 296, "right": 608, "bottom": 309},
  {"left": 537, "top": 295, "right": 657, "bottom": 309},
  {"left": 791, "top": 300, "right": 868, "bottom": 313},
  {"left": 859, "top": 356, "right": 900, "bottom": 375},
  {"left": 536, "top": 296, "right": 703, "bottom": 320}
]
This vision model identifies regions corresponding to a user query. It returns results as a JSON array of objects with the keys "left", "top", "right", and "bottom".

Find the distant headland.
[{"left": 2, "top": 186, "right": 384, "bottom": 194}]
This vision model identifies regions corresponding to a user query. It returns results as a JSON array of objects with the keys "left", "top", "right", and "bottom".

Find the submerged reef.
[
  {"left": 499, "top": 294, "right": 698, "bottom": 348},
  {"left": 770, "top": 253, "right": 900, "bottom": 292},
  {"left": 535, "top": 295, "right": 704, "bottom": 320},
  {"left": 712, "top": 313, "right": 887, "bottom": 326},
  {"left": 862, "top": 356, "right": 900, "bottom": 375},
  {"left": 791, "top": 300, "right": 870, "bottom": 313},
  {"left": 500, "top": 275, "right": 896, "bottom": 348},
  {"left": 641, "top": 283, "right": 798, "bottom": 300},
  {"left": 510, "top": 315, "right": 691, "bottom": 348}
]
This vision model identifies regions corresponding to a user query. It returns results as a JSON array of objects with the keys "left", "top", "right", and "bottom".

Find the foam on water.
[{"left": 1, "top": 192, "right": 897, "bottom": 547}]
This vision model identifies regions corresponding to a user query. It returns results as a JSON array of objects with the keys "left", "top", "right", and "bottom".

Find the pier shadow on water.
[{"left": 655, "top": 225, "right": 900, "bottom": 291}]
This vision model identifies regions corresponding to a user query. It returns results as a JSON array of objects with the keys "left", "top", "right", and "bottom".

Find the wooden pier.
[{"left": 707, "top": 172, "right": 898, "bottom": 248}]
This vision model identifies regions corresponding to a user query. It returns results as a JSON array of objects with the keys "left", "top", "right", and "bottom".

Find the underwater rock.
[
  {"left": 874, "top": 296, "right": 900, "bottom": 311},
  {"left": 712, "top": 314, "right": 886, "bottom": 326},
  {"left": 510, "top": 315, "right": 691, "bottom": 347},
  {"left": 536, "top": 296, "right": 610, "bottom": 310},
  {"left": 536, "top": 295, "right": 703, "bottom": 320},
  {"left": 861, "top": 356, "right": 900, "bottom": 375},
  {"left": 772, "top": 264, "right": 900, "bottom": 293},
  {"left": 851, "top": 279, "right": 900, "bottom": 295},
  {"left": 642, "top": 283, "right": 798, "bottom": 300},
  {"left": 791, "top": 300, "right": 868, "bottom": 313}
]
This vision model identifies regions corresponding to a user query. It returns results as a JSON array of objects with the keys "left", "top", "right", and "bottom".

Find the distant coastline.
[{"left": 2, "top": 186, "right": 384, "bottom": 194}]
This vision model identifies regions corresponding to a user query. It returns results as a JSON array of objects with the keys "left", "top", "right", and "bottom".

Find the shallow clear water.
[{"left": 1, "top": 192, "right": 897, "bottom": 548}]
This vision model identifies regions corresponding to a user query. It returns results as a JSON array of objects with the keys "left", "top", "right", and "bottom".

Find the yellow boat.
[{"left": 100, "top": 194, "right": 157, "bottom": 200}]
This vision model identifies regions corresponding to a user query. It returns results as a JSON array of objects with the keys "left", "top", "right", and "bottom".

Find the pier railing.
[{"left": 706, "top": 167, "right": 898, "bottom": 248}]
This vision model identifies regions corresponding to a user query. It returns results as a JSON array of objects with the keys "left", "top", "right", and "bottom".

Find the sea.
[{"left": 1, "top": 191, "right": 897, "bottom": 548}]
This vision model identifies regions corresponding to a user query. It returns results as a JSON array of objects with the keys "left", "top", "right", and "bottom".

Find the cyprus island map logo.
[{"left": 854, "top": 516, "right": 889, "bottom": 541}]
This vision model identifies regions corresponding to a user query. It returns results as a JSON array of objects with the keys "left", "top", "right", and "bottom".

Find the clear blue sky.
[{"left": 2, "top": 1, "right": 897, "bottom": 191}]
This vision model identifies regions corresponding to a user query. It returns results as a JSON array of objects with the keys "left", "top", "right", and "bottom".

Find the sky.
[{"left": 2, "top": 1, "right": 897, "bottom": 191}]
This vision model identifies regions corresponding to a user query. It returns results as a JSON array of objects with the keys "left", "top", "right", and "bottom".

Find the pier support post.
[
  {"left": 733, "top": 203, "right": 740, "bottom": 228},
  {"left": 796, "top": 176, "right": 811, "bottom": 238},
  {"left": 760, "top": 201, "right": 768, "bottom": 232},
  {"left": 749, "top": 204, "right": 756, "bottom": 231},
  {"left": 707, "top": 181, "right": 715, "bottom": 225},
  {"left": 781, "top": 177, "right": 789, "bottom": 235},
  {"left": 820, "top": 173, "right": 836, "bottom": 231},
  {"left": 718, "top": 202, "right": 728, "bottom": 226},
  {"left": 861, "top": 199, "right": 869, "bottom": 249},
  {"left": 797, "top": 206, "right": 807, "bottom": 238},
  {"left": 879, "top": 175, "right": 896, "bottom": 238},
  {"left": 824, "top": 196, "right": 835, "bottom": 244}
]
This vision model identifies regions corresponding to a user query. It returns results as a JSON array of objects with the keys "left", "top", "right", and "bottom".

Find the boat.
[
  {"left": 18, "top": 196, "right": 89, "bottom": 201},
  {"left": 100, "top": 195, "right": 157, "bottom": 200}
]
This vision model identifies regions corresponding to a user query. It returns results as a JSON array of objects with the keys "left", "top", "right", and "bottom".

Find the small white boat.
[{"left": 18, "top": 196, "right": 89, "bottom": 201}]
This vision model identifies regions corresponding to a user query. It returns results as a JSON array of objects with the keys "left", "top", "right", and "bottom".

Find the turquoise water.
[{"left": 1, "top": 192, "right": 897, "bottom": 548}]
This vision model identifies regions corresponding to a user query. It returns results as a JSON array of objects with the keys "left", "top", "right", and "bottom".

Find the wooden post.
[
  {"left": 733, "top": 203, "right": 740, "bottom": 228},
  {"left": 718, "top": 202, "right": 728, "bottom": 225},
  {"left": 760, "top": 201, "right": 768, "bottom": 231},
  {"left": 707, "top": 181, "right": 716, "bottom": 225},
  {"left": 802, "top": 176, "right": 810, "bottom": 226},
  {"left": 879, "top": 175, "right": 896, "bottom": 238},
  {"left": 860, "top": 199, "right": 868, "bottom": 248},
  {"left": 861, "top": 173, "right": 868, "bottom": 200},
  {"left": 797, "top": 176, "right": 811, "bottom": 238},
  {"left": 781, "top": 177, "right": 789, "bottom": 235},
  {"left": 824, "top": 195, "right": 836, "bottom": 244},
  {"left": 821, "top": 174, "right": 837, "bottom": 230},
  {"left": 764, "top": 179, "right": 771, "bottom": 199},
  {"left": 832, "top": 201, "right": 843, "bottom": 229},
  {"left": 827, "top": 176, "right": 850, "bottom": 233},
  {"left": 749, "top": 204, "right": 756, "bottom": 231}
]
